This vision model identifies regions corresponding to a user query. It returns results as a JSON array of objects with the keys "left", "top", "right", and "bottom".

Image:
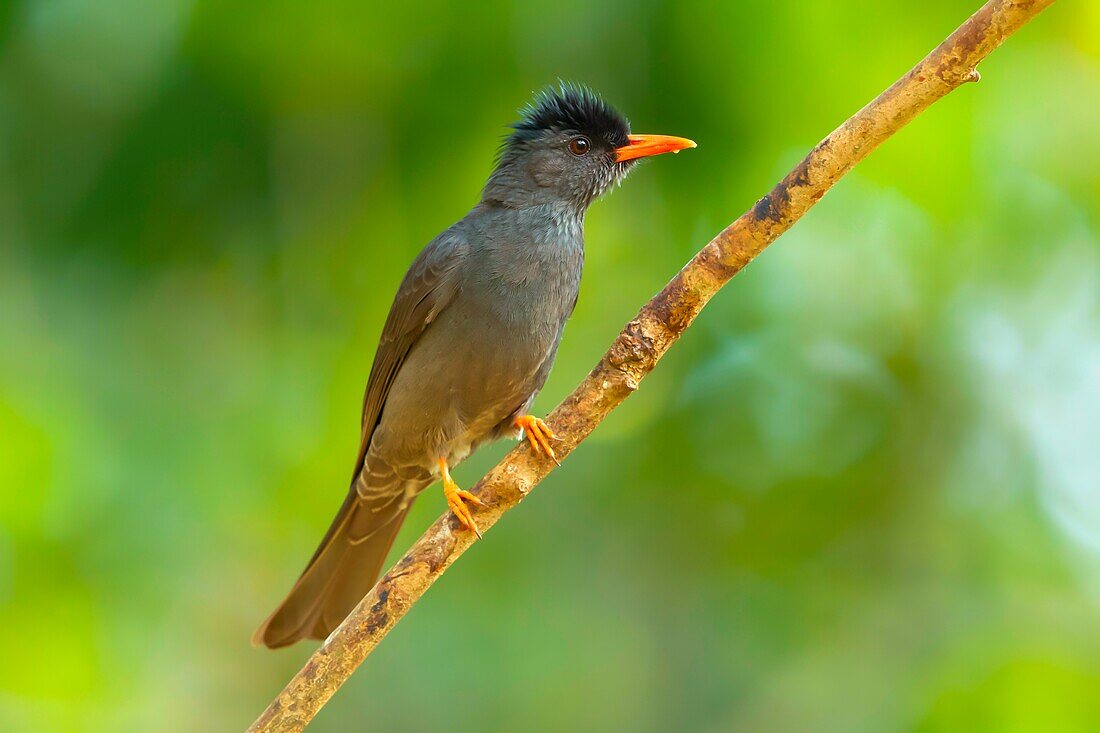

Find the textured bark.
[{"left": 247, "top": 1, "right": 1056, "bottom": 730}]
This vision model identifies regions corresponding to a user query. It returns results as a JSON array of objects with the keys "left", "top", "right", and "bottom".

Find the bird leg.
[
  {"left": 513, "top": 415, "right": 559, "bottom": 466},
  {"left": 438, "top": 457, "right": 484, "bottom": 538}
]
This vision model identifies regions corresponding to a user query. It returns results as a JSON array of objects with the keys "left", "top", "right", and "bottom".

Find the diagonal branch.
[{"left": 248, "top": 1, "right": 1056, "bottom": 730}]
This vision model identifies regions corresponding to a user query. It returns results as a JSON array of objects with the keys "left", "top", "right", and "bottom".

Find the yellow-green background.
[{"left": 2, "top": 1, "right": 1099, "bottom": 731}]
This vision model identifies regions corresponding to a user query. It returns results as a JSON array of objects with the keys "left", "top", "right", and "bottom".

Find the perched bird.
[{"left": 254, "top": 84, "right": 695, "bottom": 648}]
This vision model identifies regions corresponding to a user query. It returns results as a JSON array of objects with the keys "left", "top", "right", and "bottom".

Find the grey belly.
[{"left": 370, "top": 297, "right": 558, "bottom": 473}]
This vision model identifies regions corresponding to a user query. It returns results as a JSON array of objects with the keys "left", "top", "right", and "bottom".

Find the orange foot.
[
  {"left": 514, "top": 415, "right": 560, "bottom": 466},
  {"left": 439, "top": 457, "right": 484, "bottom": 538}
]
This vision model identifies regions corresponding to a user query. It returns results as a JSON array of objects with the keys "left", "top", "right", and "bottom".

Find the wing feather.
[{"left": 350, "top": 229, "right": 468, "bottom": 482}]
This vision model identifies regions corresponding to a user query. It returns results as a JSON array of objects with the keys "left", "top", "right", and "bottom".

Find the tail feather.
[{"left": 253, "top": 491, "right": 412, "bottom": 649}]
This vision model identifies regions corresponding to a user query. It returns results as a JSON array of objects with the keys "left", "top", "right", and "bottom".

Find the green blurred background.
[{"left": 2, "top": 1, "right": 1099, "bottom": 731}]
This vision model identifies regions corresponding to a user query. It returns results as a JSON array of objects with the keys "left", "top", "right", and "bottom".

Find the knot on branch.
[
  {"left": 363, "top": 588, "right": 390, "bottom": 634},
  {"left": 607, "top": 320, "right": 655, "bottom": 379},
  {"left": 752, "top": 156, "right": 812, "bottom": 224},
  {"left": 935, "top": 58, "right": 983, "bottom": 86}
]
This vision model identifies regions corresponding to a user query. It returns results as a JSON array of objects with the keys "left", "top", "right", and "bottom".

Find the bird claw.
[
  {"left": 439, "top": 457, "right": 483, "bottom": 538},
  {"left": 446, "top": 488, "right": 483, "bottom": 539},
  {"left": 514, "top": 415, "right": 560, "bottom": 466}
]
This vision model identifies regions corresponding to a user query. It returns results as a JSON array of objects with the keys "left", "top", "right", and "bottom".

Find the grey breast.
[{"left": 375, "top": 202, "right": 583, "bottom": 470}]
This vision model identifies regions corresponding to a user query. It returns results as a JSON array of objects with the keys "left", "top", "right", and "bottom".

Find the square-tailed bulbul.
[{"left": 254, "top": 84, "right": 695, "bottom": 648}]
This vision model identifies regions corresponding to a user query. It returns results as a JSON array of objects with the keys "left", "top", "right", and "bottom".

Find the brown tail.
[{"left": 253, "top": 491, "right": 412, "bottom": 649}]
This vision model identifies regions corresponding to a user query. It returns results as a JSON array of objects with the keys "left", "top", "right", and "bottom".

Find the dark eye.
[{"left": 568, "top": 136, "right": 590, "bottom": 156}]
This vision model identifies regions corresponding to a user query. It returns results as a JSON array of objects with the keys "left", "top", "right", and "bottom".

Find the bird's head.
[{"left": 484, "top": 84, "right": 695, "bottom": 210}]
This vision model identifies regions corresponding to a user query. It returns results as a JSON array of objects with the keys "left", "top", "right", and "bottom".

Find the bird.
[{"left": 253, "top": 84, "right": 695, "bottom": 648}]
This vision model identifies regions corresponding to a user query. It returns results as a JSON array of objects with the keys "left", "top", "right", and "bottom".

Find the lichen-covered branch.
[{"left": 247, "top": 1, "right": 1056, "bottom": 730}]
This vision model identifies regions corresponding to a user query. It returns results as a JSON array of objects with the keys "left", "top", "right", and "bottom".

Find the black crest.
[{"left": 508, "top": 84, "right": 631, "bottom": 149}]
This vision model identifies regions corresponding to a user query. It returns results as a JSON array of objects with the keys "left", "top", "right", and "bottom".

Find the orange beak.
[{"left": 614, "top": 133, "right": 697, "bottom": 163}]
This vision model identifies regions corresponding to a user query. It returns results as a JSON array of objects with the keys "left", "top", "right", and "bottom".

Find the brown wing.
[
  {"left": 252, "top": 230, "right": 469, "bottom": 648},
  {"left": 350, "top": 228, "right": 469, "bottom": 483}
]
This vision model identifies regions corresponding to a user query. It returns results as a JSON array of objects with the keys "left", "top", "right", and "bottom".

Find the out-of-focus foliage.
[{"left": 1, "top": 1, "right": 1098, "bottom": 731}]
